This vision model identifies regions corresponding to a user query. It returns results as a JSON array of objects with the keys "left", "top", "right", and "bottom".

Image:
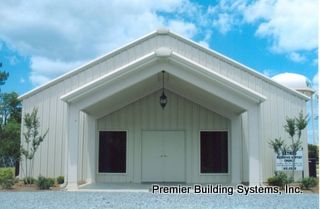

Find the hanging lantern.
[{"left": 159, "top": 71, "right": 167, "bottom": 109}]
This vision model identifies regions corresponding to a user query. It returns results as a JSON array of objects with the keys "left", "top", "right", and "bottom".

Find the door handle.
[{"left": 160, "top": 154, "right": 168, "bottom": 157}]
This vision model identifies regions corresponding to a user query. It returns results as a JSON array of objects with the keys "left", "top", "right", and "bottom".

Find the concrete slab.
[
  {"left": 78, "top": 183, "right": 195, "bottom": 192},
  {"left": 78, "top": 183, "right": 151, "bottom": 192}
]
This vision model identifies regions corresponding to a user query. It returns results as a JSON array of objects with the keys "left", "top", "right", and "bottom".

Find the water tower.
[{"left": 272, "top": 73, "right": 316, "bottom": 144}]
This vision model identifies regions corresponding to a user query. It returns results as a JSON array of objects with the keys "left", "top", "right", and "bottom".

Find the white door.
[
  {"left": 141, "top": 131, "right": 185, "bottom": 182},
  {"left": 141, "top": 132, "right": 163, "bottom": 182}
]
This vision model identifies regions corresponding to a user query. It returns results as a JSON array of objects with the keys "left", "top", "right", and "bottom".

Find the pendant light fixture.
[{"left": 159, "top": 71, "right": 168, "bottom": 109}]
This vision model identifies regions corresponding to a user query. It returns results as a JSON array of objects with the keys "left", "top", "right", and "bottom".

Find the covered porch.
[{"left": 60, "top": 48, "right": 266, "bottom": 190}]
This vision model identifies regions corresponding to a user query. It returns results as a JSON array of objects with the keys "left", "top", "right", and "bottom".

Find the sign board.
[{"left": 275, "top": 150, "right": 304, "bottom": 171}]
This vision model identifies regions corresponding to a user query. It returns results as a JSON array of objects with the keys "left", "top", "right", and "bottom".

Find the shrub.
[
  {"left": 14, "top": 177, "right": 19, "bottom": 184},
  {"left": 267, "top": 172, "right": 288, "bottom": 188},
  {"left": 23, "top": 176, "right": 36, "bottom": 185},
  {"left": 0, "top": 168, "right": 15, "bottom": 189},
  {"left": 48, "top": 178, "right": 55, "bottom": 186},
  {"left": 300, "top": 177, "right": 318, "bottom": 190},
  {"left": 57, "top": 176, "right": 64, "bottom": 184},
  {"left": 37, "top": 176, "right": 55, "bottom": 190}
]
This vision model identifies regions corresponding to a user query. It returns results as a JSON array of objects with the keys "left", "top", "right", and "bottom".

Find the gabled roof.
[
  {"left": 60, "top": 48, "right": 266, "bottom": 105},
  {"left": 19, "top": 29, "right": 309, "bottom": 101}
]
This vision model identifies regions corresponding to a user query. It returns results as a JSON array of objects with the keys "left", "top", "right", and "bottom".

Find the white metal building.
[{"left": 19, "top": 29, "right": 309, "bottom": 189}]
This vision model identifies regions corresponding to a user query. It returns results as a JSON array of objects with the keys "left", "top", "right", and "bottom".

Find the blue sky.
[{"left": 0, "top": 0, "right": 318, "bottom": 142}]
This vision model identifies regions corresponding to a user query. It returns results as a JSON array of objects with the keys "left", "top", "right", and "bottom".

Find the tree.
[
  {"left": 0, "top": 62, "right": 21, "bottom": 175},
  {"left": 269, "top": 111, "right": 308, "bottom": 181},
  {"left": 0, "top": 92, "right": 21, "bottom": 174},
  {"left": 269, "top": 138, "right": 285, "bottom": 157},
  {"left": 0, "top": 92, "right": 22, "bottom": 125},
  {"left": 20, "top": 108, "right": 48, "bottom": 185},
  {"left": 0, "top": 62, "right": 9, "bottom": 88},
  {"left": 0, "top": 120, "right": 21, "bottom": 167},
  {"left": 288, "top": 112, "right": 308, "bottom": 181},
  {"left": 0, "top": 61, "right": 9, "bottom": 133}
]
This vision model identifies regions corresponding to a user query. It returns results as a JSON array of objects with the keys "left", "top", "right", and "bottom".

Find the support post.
[
  {"left": 231, "top": 115, "right": 242, "bottom": 185},
  {"left": 66, "top": 105, "right": 79, "bottom": 190},
  {"left": 247, "top": 105, "right": 261, "bottom": 185},
  {"left": 86, "top": 115, "right": 96, "bottom": 184}
]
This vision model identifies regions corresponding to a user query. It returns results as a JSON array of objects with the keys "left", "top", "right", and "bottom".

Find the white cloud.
[
  {"left": 242, "top": 0, "right": 275, "bottom": 23},
  {"left": 207, "top": 0, "right": 245, "bottom": 34},
  {"left": 5, "top": 55, "right": 18, "bottom": 65},
  {"left": 30, "top": 56, "right": 86, "bottom": 86},
  {"left": 287, "top": 52, "right": 307, "bottom": 63},
  {"left": 20, "top": 77, "right": 25, "bottom": 84},
  {"left": 244, "top": 0, "right": 318, "bottom": 53},
  {"left": 198, "top": 41, "right": 209, "bottom": 48},
  {"left": 212, "top": 13, "right": 234, "bottom": 34},
  {"left": 29, "top": 74, "right": 50, "bottom": 87},
  {"left": 205, "top": 0, "right": 318, "bottom": 62},
  {"left": 262, "top": 69, "right": 273, "bottom": 77},
  {"left": 0, "top": 0, "right": 317, "bottom": 87},
  {"left": 197, "top": 30, "right": 211, "bottom": 48},
  {"left": 0, "top": 0, "right": 201, "bottom": 86},
  {"left": 166, "top": 20, "right": 196, "bottom": 38}
]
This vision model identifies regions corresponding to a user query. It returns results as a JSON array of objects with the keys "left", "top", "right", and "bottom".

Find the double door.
[{"left": 141, "top": 131, "right": 185, "bottom": 182}]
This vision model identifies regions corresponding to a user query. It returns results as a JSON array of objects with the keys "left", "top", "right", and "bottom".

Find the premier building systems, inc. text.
[{"left": 151, "top": 184, "right": 302, "bottom": 195}]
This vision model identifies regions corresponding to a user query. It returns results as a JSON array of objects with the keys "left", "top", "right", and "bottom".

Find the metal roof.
[{"left": 19, "top": 29, "right": 309, "bottom": 101}]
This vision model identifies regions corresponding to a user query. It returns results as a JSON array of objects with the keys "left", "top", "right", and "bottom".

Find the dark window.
[
  {"left": 200, "top": 131, "right": 228, "bottom": 173},
  {"left": 99, "top": 131, "right": 126, "bottom": 173}
]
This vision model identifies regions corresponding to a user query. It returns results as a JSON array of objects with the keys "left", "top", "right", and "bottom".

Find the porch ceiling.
[{"left": 84, "top": 71, "right": 244, "bottom": 119}]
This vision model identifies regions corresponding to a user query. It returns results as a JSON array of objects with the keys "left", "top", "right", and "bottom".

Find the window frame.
[
  {"left": 199, "top": 130, "right": 230, "bottom": 175},
  {"left": 97, "top": 130, "right": 128, "bottom": 174}
]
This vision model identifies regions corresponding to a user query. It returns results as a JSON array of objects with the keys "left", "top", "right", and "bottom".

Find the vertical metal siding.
[
  {"left": 96, "top": 90, "right": 230, "bottom": 183},
  {"left": 20, "top": 34, "right": 307, "bottom": 183}
]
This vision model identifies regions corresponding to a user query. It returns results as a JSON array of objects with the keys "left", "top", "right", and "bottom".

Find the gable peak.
[{"left": 157, "top": 28, "right": 170, "bottom": 35}]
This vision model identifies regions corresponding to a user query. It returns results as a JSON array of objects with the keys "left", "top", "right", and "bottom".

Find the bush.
[
  {"left": 267, "top": 172, "right": 288, "bottom": 188},
  {"left": 37, "top": 176, "right": 55, "bottom": 190},
  {"left": 23, "top": 176, "right": 36, "bottom": 185},
  {"left": 300, "top": 177, "right": 318, "bottom": 190},
  {"left": 57, "top": 176, "right": 64, "bottom": 184},
  {"left": 14, "top": 177, "right": 19, "bottom": 184},
  {"left": 48, "top": 178, "right": 55, "bottom": 186},
  {"left": 0, "top": 168, "right": 15, "bottom": 189}
]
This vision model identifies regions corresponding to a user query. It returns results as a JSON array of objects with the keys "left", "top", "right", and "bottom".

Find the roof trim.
[
  {"left": 61, "top": 49, "right": 266, "bottom": 105},
  {"left": 19, "top": 29, "right": 309, "bottom": 101}
]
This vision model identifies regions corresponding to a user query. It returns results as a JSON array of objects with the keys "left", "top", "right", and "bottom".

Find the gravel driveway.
[{"left": 0, "top": 192, "right": 318, "bottom": 209}]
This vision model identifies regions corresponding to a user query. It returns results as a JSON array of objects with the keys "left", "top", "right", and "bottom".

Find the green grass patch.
[
  {"left": 0, "top": 167, "right": 15, "bottom": 189},
  {"left": 0, "top": 167, "right": 15, "bottom": 174}
]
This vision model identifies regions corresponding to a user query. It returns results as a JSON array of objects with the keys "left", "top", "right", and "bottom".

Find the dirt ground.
[{"left": 1, "top": 182, "right": 62, "bottom": 192}]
